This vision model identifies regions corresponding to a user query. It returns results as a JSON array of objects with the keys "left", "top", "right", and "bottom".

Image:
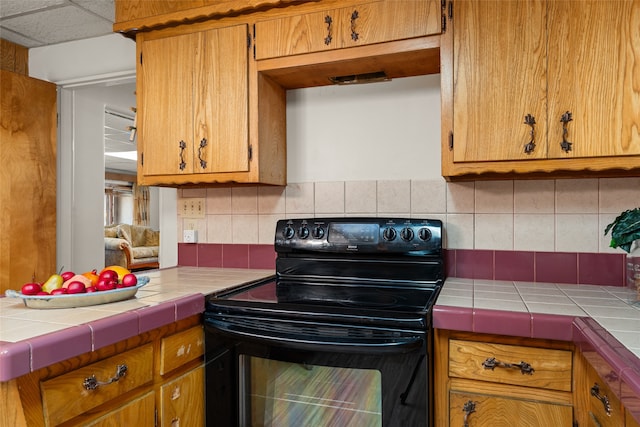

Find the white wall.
[
  {"left": 286, "top": 74, "right": 442, "bottom": 182},
  {"left": 30, "top": 34, "right": 177, "bottom": 271}
]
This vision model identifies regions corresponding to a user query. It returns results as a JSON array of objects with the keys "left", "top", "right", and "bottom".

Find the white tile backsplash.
[
  {"left": 179, "top": 177, "right": 639, "bottom": 253},
  {"left": 555, "top": 179, "right": 599, "bottom": 213},
  {"left": 377, "top": 180, "right": 411, "bottom": 213}
]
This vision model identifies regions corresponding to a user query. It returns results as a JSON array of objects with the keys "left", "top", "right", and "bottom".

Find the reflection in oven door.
[{"left": 204, "top": 324, "right": 430, "bottom": 427}]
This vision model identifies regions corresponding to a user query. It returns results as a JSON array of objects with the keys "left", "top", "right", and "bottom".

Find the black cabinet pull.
[
  {"left": 560, "top": 111, "right": 573, "bottom": 152},
  {"left": 482, "top": 356, "right": 535, "bottom": 375},
  {"left": 524, "top": 114, "right": 536, "bottom": 154},
  {"left": 590, "top": 383, "right": 612, "bottom": 416},
  {"left": 324, "top": 15, "right": 333, "bottom": 45},
  {"left": 462, "top": 400, "right": 476, "bottom": 427},
  {"left": 179, "top": 140, "right": 186, "bottom": 171},
  {"left": 83, "top": 364, "right": 127, "bottom": 390},
  {"left": 351, "top": 10, "right": 360, "bottom": 41},
  {"left": 198, "top": 138, "right": 208, "bottom": 169}
]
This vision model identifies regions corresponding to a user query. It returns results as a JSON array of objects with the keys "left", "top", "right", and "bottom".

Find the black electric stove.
[{"left": 204, "top": 217, "right": 444, "bottom": 427}]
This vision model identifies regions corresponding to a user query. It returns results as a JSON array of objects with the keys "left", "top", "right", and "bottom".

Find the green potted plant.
[{"left": 604, "top": 207, "right": 640, "bottom": 303}]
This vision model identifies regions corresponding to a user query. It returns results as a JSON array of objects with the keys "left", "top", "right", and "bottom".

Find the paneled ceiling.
[{"left": 0, "top": 0, "right": 115, "bottom": 48}]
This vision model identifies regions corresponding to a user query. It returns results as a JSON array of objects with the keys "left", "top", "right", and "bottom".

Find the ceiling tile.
[
  {"left": 0, "top": 0, "right": 67, "bottom": 19},
  {"left": 1, "top": 5, "right": 112, "bottom": 45},
  {"left": 71, "top": 0, "right": 114, "bottom": 21},
  {"left": 0, "top": 27, "right": 41, "bottom": 48}
]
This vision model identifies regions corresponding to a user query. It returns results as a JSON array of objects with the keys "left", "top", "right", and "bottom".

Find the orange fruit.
[
  {"left": 101, "top": 265, "right": 131, "bottom": 283},
  {"left": 81, "top": 270, "right": 100, "bottom": 286}
]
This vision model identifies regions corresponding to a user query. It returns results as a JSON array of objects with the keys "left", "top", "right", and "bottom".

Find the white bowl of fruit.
[{"left": 5, "top": 266, "right": 150, "bottom": 309}]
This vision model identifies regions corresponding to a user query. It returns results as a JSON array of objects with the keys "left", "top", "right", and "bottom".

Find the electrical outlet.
[
  {"left": 180, "top": 198, "right": 205, "bottom": 218},
  {"left": 183, "top": 229, "right": 198, "bottom": 243}
]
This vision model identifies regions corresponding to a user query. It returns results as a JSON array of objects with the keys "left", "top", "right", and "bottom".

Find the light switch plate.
[
  {"left": 180, "top": 198, "right": 206, "bottom": 218},
  {"left": 183, "top": 229, "right": 198, "bottom": 243}
]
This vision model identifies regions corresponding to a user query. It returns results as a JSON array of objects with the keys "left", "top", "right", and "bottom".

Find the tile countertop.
[
  {"left": 0, "top": 267, "right": 274, "bottom": 382},
  {"left": 434, "top": 277, "right": 640, "bottom": 419}
]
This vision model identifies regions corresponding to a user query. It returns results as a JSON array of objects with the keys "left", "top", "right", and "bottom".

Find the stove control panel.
[{"left": 275, "top": 218, "right": 442, "bottom": 254}]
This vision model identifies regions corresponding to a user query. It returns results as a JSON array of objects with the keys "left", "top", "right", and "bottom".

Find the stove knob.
[
  {"left": 400, "top": 227, "right": 414, "bottom": 241},
  {"left": 283, "top": 226, "right": 295, "bottom": 239},
  {"left": 298, "top": 226, "right": 310, "bottom": 239},
  {"left": 418, "top": 227, "right": 432, "bottom": 241},
  {"left": 312, "top": 226, "right": 325, "bottom": 239},
  {"left": 382, "top": 227, "right": 397, "bottom": 241}
]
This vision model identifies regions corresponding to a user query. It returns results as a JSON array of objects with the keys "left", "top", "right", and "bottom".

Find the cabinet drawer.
[
  {"left": 159, "top": 365, "right": 205, "bottom": 427},
  {"left": 450, "top": 390, "right": 574, "bottom": 427},
  {"left": 41, "top": 344, "right": 153, "bottom": 426},
  {"left": 449, "top": 339, "right": 572, "bottom": 392},
  {"left": 159, "top": 325, "right": 204, "bottom": 375},
  {"left": 255, "top": 0, "right": 440, "bottom": 60}
]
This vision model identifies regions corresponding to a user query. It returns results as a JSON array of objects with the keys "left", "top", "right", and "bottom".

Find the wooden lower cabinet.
[
  {"left": 7, "top": 316, "right": 204, "bottom": 427},
  {"left": 85, "top": 391, "right": 156, "bottom": 427},
  {"left": 435, "top": 329, "right": 575, "bottom": 427},
  {"left": 159, "top": 365, "right": 204, "bottom": 427},
  {"left": 449, "top": 390, "right": 573, "bottom": 426},
  {"left": 575, "top": 350, "right": 626, "bottom": 427}
]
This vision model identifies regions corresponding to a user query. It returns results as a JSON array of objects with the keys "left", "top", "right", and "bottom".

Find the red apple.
[
  {"left": 99, "top": 269, "right": 118, "bottom": 283},
  {"left": 51, "top": 288, "right": 68, "bottom": 295},
  {"left": 121, "top": 273, "right": 138, "bottom": 287},
  {"left": 21, "top": 282, "right": 42, "bottom": 295},
  {"left": 85, "top": 286, "right": 97, "bottom": 293},
  {"left": 96, "top": 278, "right": 116, "bottom": 292},
  {"left": 37, "top": 291, "right": 49, "bottom": 295},
  {"left": 66, "top": 281, "right": 87, "bottom": 294},
  {"left": 60, "top": 271, "right": 75, "bottom": 282}
]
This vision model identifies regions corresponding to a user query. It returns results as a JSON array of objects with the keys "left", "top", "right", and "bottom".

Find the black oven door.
[{"left": 204, "top": 315, "right": 431, "bottom": 427}]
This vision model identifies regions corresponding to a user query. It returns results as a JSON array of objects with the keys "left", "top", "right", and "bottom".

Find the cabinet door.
[
  {"left": 450, "top": 391, "right": 573, "bottom": 427},
  {"left": 85, "top": 391, "right": 155, "bottom": 426},
  {"left": 547, "top": 1, "right": 640, "bottom": 159},
  {"left": 255, "top": 0, "right": 440, "bottom": 60},
  {"left": 196, "top": 24, "right": 249, "bottom": 174},
  {"left": 139, "top": 24, "right": 249, "bottom": 177},
  {"left": 139, "top": 31, "right": 196, "bottom": 176},
  {"left": 452, "top": 0, "right": 548, "bottom": 162},
  {"left": 159, "top": 365, "right": 205, "bottom": 427}
]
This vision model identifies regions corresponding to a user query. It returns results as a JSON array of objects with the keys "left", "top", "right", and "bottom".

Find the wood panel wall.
[
  {"left": 0, "top": 70, "right": 57, "bottom": 294},
  {"left": 0, "top": 39, "right": 28, "bottom": 75}
]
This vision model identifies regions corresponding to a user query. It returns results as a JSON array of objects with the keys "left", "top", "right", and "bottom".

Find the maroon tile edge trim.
[
  {"left": 174, "top": 293, "right": 205, "bottom": 321},
  {"left": 89, "top": 312, "right": 139, "bottom": 351},
  {"left": 29, "top": 325, "right": 92, "bottom": 371},
  {"left": 432, "top": 305, "right": 473, "bottom": 331},
  {"left": 530, "top": 313, "right": 576, "bottom": 341},
  {"left": 473, "top": 308, "right": 531, "bottom": 337},
  {"left": 0, "top": 341, "right": 31, "bottom": 381}
]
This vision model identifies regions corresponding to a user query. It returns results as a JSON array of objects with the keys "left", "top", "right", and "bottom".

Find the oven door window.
[{"left": 242, "top": 355, "right": 382, "bottom": 427}]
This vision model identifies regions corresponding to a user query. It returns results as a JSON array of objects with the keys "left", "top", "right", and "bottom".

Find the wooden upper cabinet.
[
  {"left": 255, "top": 0, "right": 441, "bottom": 60},
  {"left": 546, "top": 0, "right": 640, "bottom": 159},
  {"left": 444, "top": 0, "right": 640, "bottom": 178},
  {"left": 452, "top": 0, "right": 547, "bottom": 163},
  {"left": 137, "top": 24, "right": 251, "bottom": 183}
]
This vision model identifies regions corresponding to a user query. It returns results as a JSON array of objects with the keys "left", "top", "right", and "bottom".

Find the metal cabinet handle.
[
  {"left": 83, "top": 364, "right": 128, "bottom": 390},
  {"left": 560, "top": 111, "right": 573, "bottom": 152},
  {"left": 179, "top": 140, "right": 187, "bottom": 171},
  {"left": 462, "top": 400, "right": 476, "bottom": 427},
  {"left": 482, "top": 357, "right": 535, "bottom": 375},
  {"left": 324, "top": 15, "right": 333, "bottom": 45},
  {"left": 350, "top": 10, "right": 360, "bottom": 41},
  {"left": 523, "top": 114, "right": 536, "bottom": 154},
  {"left": 590, "top": 383, "right": 612, "bottom": 416},
  {"left": 198, "top": 138, "right": 207, "bottom": 169}
]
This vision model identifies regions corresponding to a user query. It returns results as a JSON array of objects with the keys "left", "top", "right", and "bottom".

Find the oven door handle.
[{"left": 205, "top": 318, "right": 425, "bottom": 354}]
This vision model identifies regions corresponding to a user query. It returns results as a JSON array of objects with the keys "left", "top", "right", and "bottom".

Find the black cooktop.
[{"left": 225, "top": 279, "right": 438, "bottom": 313}]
